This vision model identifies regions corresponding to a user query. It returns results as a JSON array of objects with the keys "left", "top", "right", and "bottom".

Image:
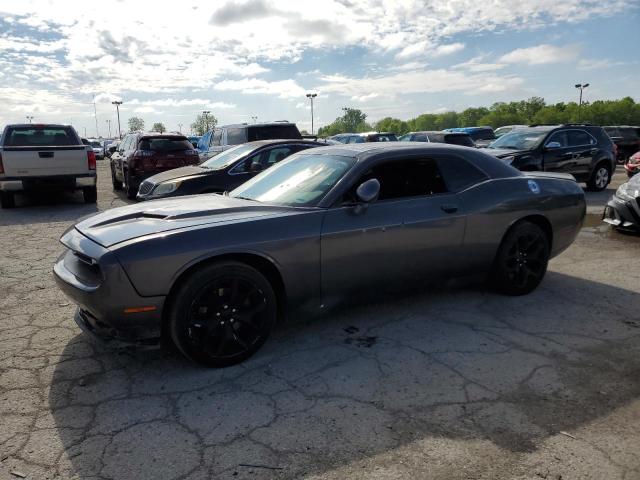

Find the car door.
[
  {"left": 112, "top": 135, "right": 131, "bottom": 181},
  {"left": 542, "top": 130, "right": 574, "bottom": 173},
  {"left": 320, "top": 157, "right": 466, "bottom": 299},
  {"left": 566, "top": 129, "right": 597, "bottom": 181}
]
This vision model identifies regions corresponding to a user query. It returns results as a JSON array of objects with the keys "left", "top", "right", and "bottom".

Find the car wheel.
[
  {"left": 124, "top": 170, "right": 136, "bottom": 200},
  {"left": 587, "top": 163, "right": 611, "bottom": 191},
  {"left": 491, "top": 221, "right": 549, "bottom": 296},
  {"left": 111, "top": 164, "right": 122, "bottom": 190},
  {"left": 0, "top": 191, "right": 16, "bottom": 209},
  {"left": 168, "top": 261, "right": 277, "bottom": 367},
  {"left": 83, "top": 186, "right": 97, "bottom": 203}
]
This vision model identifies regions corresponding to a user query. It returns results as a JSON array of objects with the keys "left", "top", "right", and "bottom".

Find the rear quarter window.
[
  {"left": 138, "top": 137, "right": 193, "bottom": 151},
  {"left": 445, "top": 134, "right": 475, "bottom": 147},
  {"left": 226, "top": 127, "right": 247, "bottom": 145},
  {"left": 5, "top": 126, "right": 79, "bottom": 146},
  {"left": 436, "top": 155, "right": 489, "bottom": 192},
  {"left": 247, "top": 125, "right": 302, "bottom": 141}
]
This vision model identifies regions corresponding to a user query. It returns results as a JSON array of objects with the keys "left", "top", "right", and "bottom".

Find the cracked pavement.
[{"left": 1, "top": 161, "right": 639, "bottom": 479}]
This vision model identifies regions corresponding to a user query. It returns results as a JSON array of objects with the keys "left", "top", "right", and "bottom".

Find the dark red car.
[{"left": 110, "top": 133, "right": 200, "bottom": 199}]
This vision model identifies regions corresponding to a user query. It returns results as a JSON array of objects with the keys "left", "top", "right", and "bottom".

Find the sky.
[{"left": 0, "top": 0, "right": 638, "bottom": 138}]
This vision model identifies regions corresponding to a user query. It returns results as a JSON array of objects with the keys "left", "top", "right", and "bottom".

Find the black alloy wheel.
[
  {"left": 169, "top": 262, "right": 277, "bottom": 367},
  {"left": 587, "top": 163, "right": 611, "bottom": 191},
  {"left": 491, "top": 221, "right": 549, "bottom": 295}
]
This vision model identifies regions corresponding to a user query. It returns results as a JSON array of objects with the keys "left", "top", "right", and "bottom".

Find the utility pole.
[
  {"left": 105, "top": 119, "right": 112, "bottom": 138},
  {"left": 178, "top": 123, "right": 183, "bottom": 133},
  {"left": 574, "top": 83, "right": 589, "bottom": 122},
  {"left": 306, "top": 93, "right": 317, "bottom": 135},
  {"left": 26, "top": 116, "right": 34, "bottom": 123},
  {"left": 93, "top": 94, "right": 99, "bottom": 137},
  {"left": 112, "top": 101, "right": 123, "bottom": 139},
  {"left": 202, "top": 110, "right": 211, "bottom": 132},
  {"left": 251, "top": 115, "right": 257, "bottom": 124}
]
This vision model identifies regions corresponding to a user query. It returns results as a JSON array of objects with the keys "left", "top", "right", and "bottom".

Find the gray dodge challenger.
[{"left": 54, "top": 143, "right": 586, "bottom": 366}]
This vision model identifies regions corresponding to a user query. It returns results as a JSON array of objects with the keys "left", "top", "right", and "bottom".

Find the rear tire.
[
  {"left": 168, "top": 261, "right": 277, "bottom": 367},
  {"left": 111, "top": 164, "right": 122, "bottom": 190},
  {"left": 586, "top": 162, "right": 611, "bottom": 191},
  {"left": 491, "top": 221, "right": 550, "bottom": 296},
  {"left": 83, "top": 186, "right": 97, "bottom": 203},
  {"left": 0, "top": 191, "right": 15, "bottom": 209}
]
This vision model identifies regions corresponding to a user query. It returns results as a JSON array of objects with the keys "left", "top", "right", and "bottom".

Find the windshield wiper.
[{"left": 232, "top": 195, "right": 259, "bottom": 202}]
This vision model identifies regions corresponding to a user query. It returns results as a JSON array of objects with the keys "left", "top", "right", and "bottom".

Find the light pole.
[
  {"left": 105, "top": 119, "right": 112, "bottom": 138},
  {"left": 112, "top": 101, "right": 123, "bottom": 139},
  {"left": 251, "top": 115, "right": 257, "bottom": 124},
  {"left": 178, "top": 123, "right": 183, "bottom": 133},
  {"left": 306, "top": 93, "right": 317, "bottom": 135},
  {"left": 26, "top": 116, "right": 34, "bottom": 123},
  {"left": 202, "top": 110, "right": 211, "bottom": 132},
  {"left": 93, "top": 94, "right": 99, "bottom": 138},
  {"left": 575, "top": 83, "right": 589, "bottom": 121}
]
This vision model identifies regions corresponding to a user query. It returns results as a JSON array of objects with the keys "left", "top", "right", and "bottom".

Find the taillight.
[{"left": 87, "top": 150, "right": 96, "bottom": 170}]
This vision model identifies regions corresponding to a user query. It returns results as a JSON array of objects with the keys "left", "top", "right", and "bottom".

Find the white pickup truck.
[{"left": 0, "top": 124, "right": 97, "bottom": 208}]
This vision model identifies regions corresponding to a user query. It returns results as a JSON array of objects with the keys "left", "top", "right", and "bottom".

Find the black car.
[
  {"left": 137, "top": 139, "right": 323, "bottom": 200},
  {"left": 603, "top": 126, "right": 640, "bottom": 163},
  {"left": 198, "top": 122, "right": 302, "bottom": 162},
  {"left": 485, "top": 124, "right": 616, "bottom": 191},
  {"left": 603, "top": 173, "right": 640, "bottom": 231},
  {"left": 399, "top": 131, "right": 475, "bottom": 147},
  {"left": 330, "top": 132, "right": 398, "bottom": 143}
]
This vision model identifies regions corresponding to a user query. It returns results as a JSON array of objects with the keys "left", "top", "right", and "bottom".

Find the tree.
[
  {"left": 152, "top": 122, "right": 166, "bottom": 133},
  {"left": 191, "top": 112, "right": 218, "bottom": 136},
  {"left": 375, "top": 117, "right": 409, "bottom": 135},
  {"left": 128, "top": 117, "right": 145, "bottom": 132},
  {"left": 317, "top": 108, "right": 371, "bottom": 136}
]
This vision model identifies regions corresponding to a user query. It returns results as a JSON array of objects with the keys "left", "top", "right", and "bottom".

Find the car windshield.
[
  {"left": 230, "top": 154, "right": 356, "bottom": 207},
  {"left": 89, "top": 141, "right": 102, "bottom": 147},
  {"left": 398, "top": 134, "right": 412, "bottom": 141},
  {"left": 488, "top": 130, "right": 547, "bottom": 150},
  {"left": 469, "top": 130, "right": 495, "bottom": 141},
  {"left": 200, "top": 144, "right": 257, "bottom": 170}
]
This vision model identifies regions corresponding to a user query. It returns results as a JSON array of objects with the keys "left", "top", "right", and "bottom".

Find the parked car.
[
  {"left": 624, "top": 151, "right": 640, "bottom": 178},
  {"left": 54, "top": 143, "right": 585, "bottom": 367},
  {"left": 330, "top": 132, "right": 398, "bottom": 143},
  {"left": 187, "top": 135, "right": 201, "bottom": 148},
  {"left": 603, "top": 172, "right": 640, "bottom": 231},
  {"left": 137, "top": 139, "right": 324, "bottom": 200},
  {"left": 106, "top": 140, "right": 120, "bottom": 157},
  {"left": 494, "top": 125, "right": 527, "bottom": 138},
  {"left": 87, "top": 139, "right": 104, "bottom": 160},
  {"left": 398, "top": 131, "right": 475, "bottom": 147},
  {"left": 0, "top": 124, "right": 97, "bottom": 208},
  {"left": 444, "top": 127, "right": 496, "bottom": 147},
  {"left": 198, "top": 122, "right": 302, "bottom": 162},
  {"left": 485, "top": 124, "right": 616, "bottom": 191},
  {"left": 603, "top": 126, "right": 640, "bottom": 163},
  {"left": 109, "top": 132, "right": 199, "bottom": 199}
]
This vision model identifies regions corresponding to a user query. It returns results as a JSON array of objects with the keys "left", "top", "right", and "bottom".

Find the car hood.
[
  {"left": 146, "top": 165, "right": 211, "bottom": 184},
  {"left": 484, "top": 148, "right": 531, "bottom": 158},
  {"left": 74, "top": 195, "right": 297, "bottom": 248}
]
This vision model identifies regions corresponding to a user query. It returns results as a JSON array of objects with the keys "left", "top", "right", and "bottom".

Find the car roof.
[
  {"left": 5, "top": 123, "right": 72, "bottom": 128},
  {"left": 240, "top": 139, "right": 324, "bottom": 147},
  {"left": 410, "top": 131, "right": 470, "bottom": 136},
  {"left": 218, "top": 122, "right": 297, "bottom": 129},
  {"left": 137, "top": 132, "right": 188, "bottom": 138}
]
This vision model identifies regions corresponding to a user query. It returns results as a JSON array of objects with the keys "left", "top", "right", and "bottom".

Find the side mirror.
[
  {"left": 250, "top": 162, "right": 263, "bottom": 173},
  {"left": 545, "top": 141, "right": 562, "bottom": 150},
  {"left": 356, "top": 178, "right": 380, "bottom": 203}
]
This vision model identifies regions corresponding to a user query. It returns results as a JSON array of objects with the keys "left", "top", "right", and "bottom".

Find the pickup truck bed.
[{"left": 0, "top": 124, "right": 97, "bottom": 208}]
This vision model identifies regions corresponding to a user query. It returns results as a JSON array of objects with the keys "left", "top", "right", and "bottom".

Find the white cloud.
[
  {"left": 577, "top": 58, "right": 629, "bottom": 70},
  {"left": 454, "top": 56, "right": 505, "bottom": 72},
  {"left": 214, "top": 78, "right": 306, "bottom": 99},
  {"left": 433, "top": 42, "right": 465, "bottom": 57},
  {"left": 500, "top": 44, "right": 581, "bottom": 65}
]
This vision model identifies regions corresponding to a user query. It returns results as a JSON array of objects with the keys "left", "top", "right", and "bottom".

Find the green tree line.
[{"left": 318, "top": 97, "right": 640, "bottom": 137}]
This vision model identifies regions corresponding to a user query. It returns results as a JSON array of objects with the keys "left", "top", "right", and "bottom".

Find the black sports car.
[
  {"left": 603, "top": 173, "right": 640, "bottom": 231},
  {"left": 137, "top": 139, "right": 324, "bottom": 200},
  {"left": 54, "top": 143, "right": 586, "bottom": 367}
]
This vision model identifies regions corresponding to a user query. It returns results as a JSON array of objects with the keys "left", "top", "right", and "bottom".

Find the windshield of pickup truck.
[{"left": 4, "top": 126, "right": 79, "bottom": 147}]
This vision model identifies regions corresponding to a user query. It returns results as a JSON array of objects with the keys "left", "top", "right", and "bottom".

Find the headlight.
[
  {"left": 501, "top": 155, "right": 515, "bottom": 165},
  {"left": 152, "top": 180, "right": 182, "bottom": 196},
  {"left": 616, "top": 183, "right": 639, "bottom": 201}
]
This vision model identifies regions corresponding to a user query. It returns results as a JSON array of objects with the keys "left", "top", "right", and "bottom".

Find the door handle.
[{"left": 441, "top": 204, "right": 458, "bottom": 213}]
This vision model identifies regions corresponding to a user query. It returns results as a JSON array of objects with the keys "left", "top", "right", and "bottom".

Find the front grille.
[{"left": 138, "top": 181, "right": 154, "bottom": 195}]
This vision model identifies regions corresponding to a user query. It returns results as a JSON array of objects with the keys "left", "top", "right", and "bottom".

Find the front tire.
[
  {"left": 587, "top": 163, "right": 611, "bottom": 191},
  {"left": 491, "top": 221, "right": 550, "bottom": 296},
  {"left": 168, "top": 261, "right": 277, "bottom": 367}
]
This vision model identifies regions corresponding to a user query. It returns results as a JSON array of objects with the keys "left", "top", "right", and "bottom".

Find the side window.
[
  {"left": 263, "top": 147, "right": 293, "bottom": 167},
  {"left": 233, "top": 151, "right": 263, "bottom": 174},
  {"left": 547, "top": 131, "right": 569, "bottom": 148},
  {"left": 211, "top": 130, "right": 222, "bottom": 146},
  {"left": 226, "top": 128, "right": 246, "bottom": 145},
  {"left": 348, "top": 159, "right": 447, "bottom": 202},
  {"left": 568, "top": 130, "right": 595, "bottom": 146},
  {"left": 414, "top": 133, "right": 428, "bottom": 142},
  {"left": 120, "top": 135, "right": 132, "bottom": 151},
  {"left": 436, "top": 155, "right": 489, "bottom": 192}
]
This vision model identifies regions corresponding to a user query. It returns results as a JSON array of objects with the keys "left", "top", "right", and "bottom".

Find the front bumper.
[
  {"left": 603, "top": 195, "right": 640, "bottom": 230},
  {"left": 53, "top": 228, "right": 165, "bottom": 344},
  {"left": 0, "top": 174, "right": 96, "bottom": 192}
]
